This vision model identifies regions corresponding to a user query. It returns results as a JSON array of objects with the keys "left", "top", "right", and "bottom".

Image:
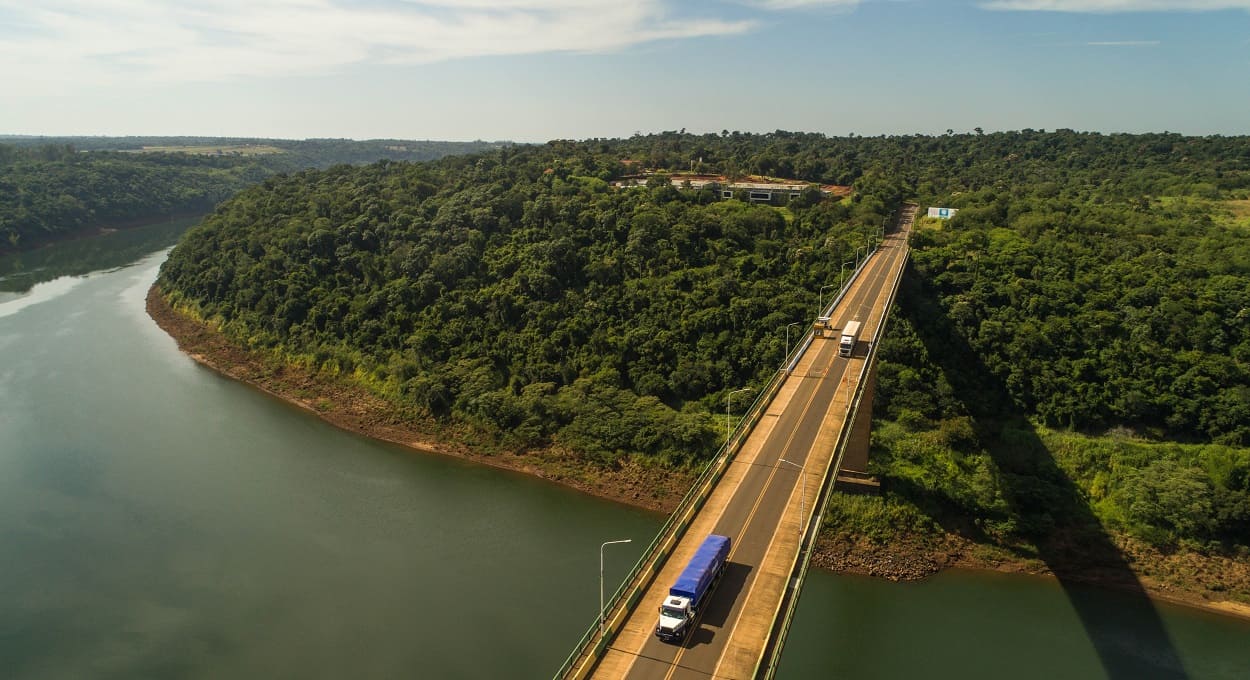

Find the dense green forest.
[
  {"left": 0, "top": 144, "right": 267, "bottom": 249},
  {"left": 159, "top": 145, "right": 895, "bottom": 464},
  {"left": 156, "top": 130, "right": 1250, "bottom": 554},
  {"left": 0, "top": 137, "right": 505, "bottom": 251}
]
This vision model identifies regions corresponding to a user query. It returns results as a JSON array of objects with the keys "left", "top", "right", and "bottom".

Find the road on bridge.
[{"left": 589, "top": 211, "right": 914, "bottom": 679}]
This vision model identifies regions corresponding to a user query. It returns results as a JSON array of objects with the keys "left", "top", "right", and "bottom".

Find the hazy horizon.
[{"left": 3, "top": 1, "right": 1249, "bottom": 142}]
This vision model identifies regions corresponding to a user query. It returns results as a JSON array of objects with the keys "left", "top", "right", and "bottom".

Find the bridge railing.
[
  {"left": 754, "top": 210, "right": 913, "bottom": 679},
  {"left": 552, "top": 242, "right": 876, "bottom": 680}
]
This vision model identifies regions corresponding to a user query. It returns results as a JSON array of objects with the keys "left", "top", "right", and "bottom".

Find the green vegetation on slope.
[
  {"left": 0, "top": 138, "right": 507, "bottom": 252},
  {"left": 0, "top": 144, "right": 273, "bottom": 250},
  {"left": 155, "top": 130, "right": 1250, "bottom": 555},
  {"left": 856, "top": 131, "right": 1250, "bottom": 555},
  {"left": 157, "top": 144, "right": 895, "bottom": 465}
]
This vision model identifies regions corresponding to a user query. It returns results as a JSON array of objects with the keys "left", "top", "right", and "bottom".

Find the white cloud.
[
  {"left": 0, "top": 0, "right": 754, "bottom": 94},
  {"left": 1087, "top": 39, "right": 1162, "bottom": 45},
  {"left": 982, "top": 0, "right": 1250, "bottom": 11},
  {"left": 747, "top": 0, "right": 861, "bottom": 9}
]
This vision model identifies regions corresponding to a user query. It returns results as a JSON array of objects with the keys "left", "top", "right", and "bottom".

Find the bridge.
[{"left": 556, "top": 204, "right": 917, "bottom": 680}]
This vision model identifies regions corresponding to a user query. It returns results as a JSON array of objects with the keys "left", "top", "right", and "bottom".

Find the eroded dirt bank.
[
  {"left": 146, "top": 285, "right": 694, "bottom": 513},
  {"left": 814, "top": 531, "right": 1250, "bottom": 619}
]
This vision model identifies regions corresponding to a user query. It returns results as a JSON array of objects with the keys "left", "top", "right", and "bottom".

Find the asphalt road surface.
[{"left": 605, "top": 217, "right": 913, "bottom": 680}]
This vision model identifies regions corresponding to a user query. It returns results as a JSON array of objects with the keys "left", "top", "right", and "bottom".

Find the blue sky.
[{"left": 1, "top": 0, "right": 1247, "bottom": 141}]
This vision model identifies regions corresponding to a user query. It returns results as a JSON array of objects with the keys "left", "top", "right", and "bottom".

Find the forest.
[
  {"left": 158, "top": 145, "right": 896, "bottom": 465},
  {"left": 155, "top": 130, "right": 1250, "bottom": 554},
  {"left": 0, "top": 138, "right": 503, "bottom": 251}
]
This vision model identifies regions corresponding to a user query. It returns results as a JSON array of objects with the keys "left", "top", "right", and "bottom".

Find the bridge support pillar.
[{"left": 835, "top": 359, "right": 880, "bottom": 495}]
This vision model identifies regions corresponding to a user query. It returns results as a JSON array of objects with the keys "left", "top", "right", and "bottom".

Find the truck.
[
  {"left": 815, "top": 315, "right": 832, "bottom": 338},
  {"left": 839, "top": 320, "right": 861, "bottom": 358},
  {"left": 655, "top": 534, "right": 731, "bottom": 643}
]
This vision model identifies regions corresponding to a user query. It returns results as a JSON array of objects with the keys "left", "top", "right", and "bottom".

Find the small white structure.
[{"left": 927, "top": 207, "right": 959, "bottom": 219}]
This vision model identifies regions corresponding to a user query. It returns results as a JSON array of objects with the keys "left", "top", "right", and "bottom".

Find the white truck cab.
[
  {"left": 839, "top": 320, "right": 862, "bottom": 358},
  {"left": 657, "top": 595, "right": 693, "bottom": 639}
]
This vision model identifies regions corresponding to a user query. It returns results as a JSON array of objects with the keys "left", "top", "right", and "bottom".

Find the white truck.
[{"left": 839, "top": 320, "right": 861, "bottom": 358}]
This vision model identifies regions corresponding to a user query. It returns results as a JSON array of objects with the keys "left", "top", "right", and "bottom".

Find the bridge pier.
[{"left": 835, "top": 358, "right": 880, "bottom": 495}]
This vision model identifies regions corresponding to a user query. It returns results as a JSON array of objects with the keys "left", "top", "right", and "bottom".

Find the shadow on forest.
[{"left": 895, "top": 266, "right": 1189, "bottom": 680}]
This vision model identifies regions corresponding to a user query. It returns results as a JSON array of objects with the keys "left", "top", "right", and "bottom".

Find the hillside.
[
  {"left": 157, "top": 143, "right": 894, "bottom": 465},
  {"left": 154, "top": 131, "right": 1250, "bottom": 602},
  {"left": 0, "top": 138, "right": 505, "bottom": 252}
]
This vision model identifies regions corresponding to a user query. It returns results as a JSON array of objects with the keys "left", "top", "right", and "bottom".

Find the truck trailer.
[
  {"left": 839, "top": 320, "right": 862, "bottom": 357},
  {"left": 655, "top": 534, "right": 731, "bottom": 643}
]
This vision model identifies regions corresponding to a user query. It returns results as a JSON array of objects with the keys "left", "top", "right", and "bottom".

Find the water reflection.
[
  {"left": 781, "top": 569, "right": 1250, "bottom": 680},
  {"left": 0, "top": 216, "right": 198, "bottom": 296},
  {"left": 0, "top": 228, "right": 661, "bottom": 679}
]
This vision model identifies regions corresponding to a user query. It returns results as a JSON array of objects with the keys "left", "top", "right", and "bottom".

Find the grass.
[
  {"left": 1155, "top": 195, "right": 1250, "bottom": 230},
  {"left": 1217, "top": 199, "right": 1250, "bottom": 230}
]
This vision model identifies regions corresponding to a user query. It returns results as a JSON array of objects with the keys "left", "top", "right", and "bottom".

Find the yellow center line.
[
  {"left": 707, "top": 237, "right": 908, "bottom": 679},
  {"left": 711, "top": 354, "right": 856, "bottom": 680},
  {"left": 661, "top": 339, "right": 839, "bottom": 680},
  {"left": 629, "top": 223, "right": 913, "bottom": 679}
]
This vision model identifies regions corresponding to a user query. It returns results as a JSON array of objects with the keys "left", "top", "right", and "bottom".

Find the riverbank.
[
  {"left": 146, "top": 286, "right": 1250, "bottom": 621},
  {"left": 146, "top": 286, "right": 696, "bottom": 514},
  {"left": 813, "top": 529, "right": 1250, "bottom": 620}
]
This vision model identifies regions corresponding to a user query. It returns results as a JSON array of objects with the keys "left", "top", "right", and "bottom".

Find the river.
[{"left": 1, "top": 220, "right": 1247, "bottom": 679}]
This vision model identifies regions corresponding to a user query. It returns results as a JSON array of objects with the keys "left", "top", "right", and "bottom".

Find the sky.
[{"left": 1, "top": 0, "right": 1248, "bottom": 141}]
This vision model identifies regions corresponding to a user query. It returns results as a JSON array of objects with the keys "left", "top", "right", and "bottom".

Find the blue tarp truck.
[{"left": 655, "top": 534, "right": 732, "bottom": 643}]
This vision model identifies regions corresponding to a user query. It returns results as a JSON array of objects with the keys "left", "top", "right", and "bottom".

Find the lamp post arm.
[
  {"left": 600, "top": 539, "right": 633, "bottom": 633},
  {"left": 778, "top": 458, "right": 808, "bottom": 537},
  {"left": 726, "top": 387, "right": 751, "bottom": 447}
]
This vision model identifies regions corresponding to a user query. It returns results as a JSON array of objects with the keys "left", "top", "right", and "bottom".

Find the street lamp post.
[
  {"left": 784, "top": 321, "right": 801, "bottom": 371},
  {"left": 778, "top": 458, "right": 808, "bottom": 537},
  {"left": 600, "top": 539, "right": 632, "bottom": 634},
  {"left": 818, "top": 284, "right": 837, "bottom": 317},
  {"left": 840, "top": 259, "right": 855, "bottom": 291},
  {"left": 726, "top": 387, "right": 751, "bottom": 447},
  {"left": 854, "top": 246, "right": 866, "bottom": 270}
]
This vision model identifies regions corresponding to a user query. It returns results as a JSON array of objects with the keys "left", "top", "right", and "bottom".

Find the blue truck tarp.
[{"left": 670, "top": 534, "right": 731, "bottom": 602}]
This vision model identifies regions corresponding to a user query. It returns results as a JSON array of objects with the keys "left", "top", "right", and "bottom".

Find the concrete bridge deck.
[{"left": 568, "top": 208, "right": 914, "bottom": 680}]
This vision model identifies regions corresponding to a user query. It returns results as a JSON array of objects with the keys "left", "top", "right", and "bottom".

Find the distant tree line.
[
  {"left": 0, "top": 144, "right": 271, "bottom": 250},
  {"left": 0, "top": 135, "right": 507, "bottom": 166},
  {"left": 0, "top": 138, "right": 508, "bottom": 251}
]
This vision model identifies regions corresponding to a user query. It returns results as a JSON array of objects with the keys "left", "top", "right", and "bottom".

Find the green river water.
[{"left": 1, "top": 220, "right": 1247, "bottom": 679}]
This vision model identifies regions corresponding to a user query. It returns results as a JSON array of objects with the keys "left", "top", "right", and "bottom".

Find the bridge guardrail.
[{"left": 553, "top": 241, "right": 877, "bottom": 680}]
